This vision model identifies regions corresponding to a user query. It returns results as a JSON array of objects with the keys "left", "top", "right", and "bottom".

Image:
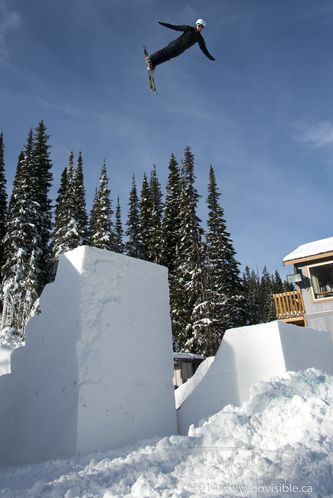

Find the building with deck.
[{"left": 274, "top": 236, "right": 333, "bottom": 333}]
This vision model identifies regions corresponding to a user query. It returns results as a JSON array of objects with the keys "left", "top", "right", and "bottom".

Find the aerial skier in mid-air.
[{"left": 144, "top": 18, "right": 215, "bottom": 91}]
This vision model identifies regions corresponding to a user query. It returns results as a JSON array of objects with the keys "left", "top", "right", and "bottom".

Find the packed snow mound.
[
  {"left": 0, "top": 331, "right": 23, "bottom": 376},
  {"left": 1, "top": 368, "right": 332, "bottom": 497},
  {"left": 0, "top": 342, "right": 15, "bottom": 376},
  {"left": 176, "top": 320, "right": 333, "bottom": 434},
  {"left": 175, "top": 357, "right": 214, "bottom": 409}
]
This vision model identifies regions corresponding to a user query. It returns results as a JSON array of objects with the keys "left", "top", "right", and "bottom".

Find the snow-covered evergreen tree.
[
  {"left": 89, "top": 162, "right": 113, "bottom": 249},
  {"left": 260, "top": 267, "right": 277, "bottom": 322},
  {"left": 52, "top": 166, "right": 68, "bottom": 251},
  {"left": 137, "top": 166, "right": 163, "bottom": 263},
  {"left": 243, "top": 266, "right": 292, "bottom": 324},
  {"left": 32, "top": 121, "right": 53, "bottom": 289},
  {"left": 51, "top": 151, "right": 82, "bottom": 262},
  {"left": 114, "top": 196, "right": 125, "bottom": 253},
  {"left": 242, "top": 266, "right": 261, "bottom": 324},
  {"left": 139, "top": 173, "right": 152, "bottom": 260},
  {"left": 172, "top": 146, "right": 207, "bottom": 353},
  {"left": 2, "top": 131, "right": 41, "bottom": 335},
  {"left": 148, "top": 165, "right": 163, "bottom": 263},
  {"left": 202, "top": 165, "right": 246, "bottom": 353},
  {"left": 126, "top": 176, "right": 142, "bottom": 258},
  {"left": 72, "top": 152, "right": 88, "bottom": 245},
  {"left": 89, "top": 189, "right": 98, "bottom": 243},
  {"left": 272, "top": 270, "right": 284, "bottom": 293},
  {"left": 160, "top": 154, "right": 184, "bottom": 350},
  {"left": 22, "top": 249, "right": 40, "bottom": 327},
  {"left": 0, "top": 133, "right": 7, "bottom": 284},
  {"left": 161, "top": 154, "right": 182, "bottom": 271}
]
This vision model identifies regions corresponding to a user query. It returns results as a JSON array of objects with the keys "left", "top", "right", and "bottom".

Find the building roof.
[
  {"left": 283, "top": 236, "right": 333, "bottom": 265},
  {"left": 173, "top": 352, "right": 205, "bottom": 361}
]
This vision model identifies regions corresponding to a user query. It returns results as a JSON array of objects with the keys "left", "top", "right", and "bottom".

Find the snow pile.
[
  {"left": 0, "top": 369, "right": 332, "bottom": 498},
  {"left": 0, "top": 332, "right": 23, "bottom": 375},
  {"left": 0, "top": 342, "right": 15, "bottom": 376},
  {"left": 175, "top": 356, "right": 214, "bottom": 409},
  {"left": 177, "top": 320, "right": 333, "bottom": 434}
]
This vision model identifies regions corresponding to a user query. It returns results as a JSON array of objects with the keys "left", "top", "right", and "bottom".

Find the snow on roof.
[
  {"left": 173, "top": 352, "right": 205, "bottom": 361},
  {"left": 283, "top": 236, "right": 333, "bottom": 264}
]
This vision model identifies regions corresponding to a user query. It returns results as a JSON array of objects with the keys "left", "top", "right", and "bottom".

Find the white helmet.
[{"left": 196, "top": 18, "right": 206, "bottom": 27}]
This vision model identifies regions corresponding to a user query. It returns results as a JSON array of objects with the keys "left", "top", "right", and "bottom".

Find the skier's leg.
[
  {"left": 149, "top": 49, "right": 166, "bottom": 69},
  {"left": 149, "top": 45, "right": 179, "bottom": 69}
]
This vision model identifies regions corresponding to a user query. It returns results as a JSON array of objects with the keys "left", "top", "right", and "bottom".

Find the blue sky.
[{"left": 1, "top": 0, "right": 333, "bottom": 276}]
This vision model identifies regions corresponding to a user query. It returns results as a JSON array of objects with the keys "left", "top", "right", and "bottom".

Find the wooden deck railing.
[{"left": 273, "top": 290, "right": 305, "bottom": 320}]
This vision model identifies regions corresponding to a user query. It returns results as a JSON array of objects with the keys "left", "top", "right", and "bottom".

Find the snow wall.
[
  {"left": 177, "top": 320, "right": 333, "bottom": 434},
  {"left": 0, "top": 246, "right": 177, "bottom": 465}
]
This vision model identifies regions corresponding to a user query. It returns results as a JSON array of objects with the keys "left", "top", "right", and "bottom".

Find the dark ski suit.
[{"left": 149, "top": 22, "right": 215, "bottom": 69}]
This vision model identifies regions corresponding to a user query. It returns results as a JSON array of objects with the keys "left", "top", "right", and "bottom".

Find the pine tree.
[
  {"left": 242, "top": 266, "right": 261, "bottom": 324},
  {"left": 243, "top": 266, "right": 290, "bottom": 324},
  {"left": 272, "top": 270, "right": 284, "bottom": 293},
  {"left": 114, "top": 196, "right": 125, "bottom": 253},
  {"left": 51, "top": 150, "right": 83, "bottom": 263},
  {"left": 139, "top": 173, "right": 152, "bottom": 260},
  {"left": 161, "top": 153, "right": 182, "bottom": 271},
  {"left": 2, "top": 132, "right": 41, "bottom": 335},
  {"left": 149, "top": 165, "right": 163, "bottom": 263},
  {"left": 137, "top": 166, "right": 163, "bottom": 263},
  {"left": 126, "top": 176, "right": 142, "bottom": 258},
  {"left": 191, "top": 166, "right": 245, "bottom": 355},
  {"left": 72, "top": 152, "right": 88, "bottom": 245},
  {"left": 52, "top": 166, "right": 68, "bottom": 251},
  {"left": 89, "top": 162, "right": 113, "bottom": 249},
  {"left": 259, "top": 267, "right": 276, "bottom": 322},
  {"left": 22, "top": 249, "right": 40, "bottom": 325},
  {"left": 201, "top": 165, "right": 246, "bottom": 354},
  {"left": 0, "top": 133, "right": 7, "bottom": 284},
  {"left": 172, "top": 146, "right": 207, "bottom": 353},
  {"left": 89, "top": 189, "right": 98, "bottom": 243},
  {"left": 49, "top": 166, "right": 66, "bottom": 276},
  {"left": 32, "top": 121, "right": 53, "bottom": 289},
  {"left": 161, "top": 154, "right": 184, "bottom": 351},
  {"left": 283, "top": 277, "right": 294, "bottom": 292}
]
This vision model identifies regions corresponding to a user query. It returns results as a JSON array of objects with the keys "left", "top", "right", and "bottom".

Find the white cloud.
[
  {"left": 296, "top": 121, "right": 333, "bottom": 147},
  {"left": 0, "top": 0, "right": 21, "bottom": 62},
  {"left": 300, "top": 5, "right": 333, "bottom": 21}
]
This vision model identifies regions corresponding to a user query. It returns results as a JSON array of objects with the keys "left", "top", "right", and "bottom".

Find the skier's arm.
[
  {"left": 158, "top": 21, "right": 188, "bottom": 32},
  {"left": 198, "top": 36, "right": 215, "bottom": 61}
]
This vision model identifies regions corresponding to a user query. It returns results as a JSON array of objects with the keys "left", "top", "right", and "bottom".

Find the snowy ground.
[{"left": 0, "top": 368, "right": 332, "bottom": 498}]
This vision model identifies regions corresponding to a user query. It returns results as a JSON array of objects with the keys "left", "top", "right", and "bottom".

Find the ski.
[{"left": 143, "top": 46, "right": 157, "bottom": 93}]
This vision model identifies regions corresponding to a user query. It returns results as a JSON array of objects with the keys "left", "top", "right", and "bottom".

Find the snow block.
[
  {"left": 177, "top": 320, "right": 333, "bottom": 435},
  {"left": 0, "top": 246, "right": 176, "bottom": 465},
  {"left": 0, "top": 343, "right": 14, "bottom": 376}
]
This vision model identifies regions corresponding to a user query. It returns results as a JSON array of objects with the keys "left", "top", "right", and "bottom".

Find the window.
[{"left": 309, "top": 262, "right": 333, "bottom": 300}]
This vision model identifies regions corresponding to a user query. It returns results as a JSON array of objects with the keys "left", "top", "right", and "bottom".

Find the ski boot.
[{"left": 146, "top": 57, "right": 154, "bottom": 72}]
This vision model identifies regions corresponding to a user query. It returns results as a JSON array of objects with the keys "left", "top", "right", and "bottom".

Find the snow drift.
[
  {"left": 0, "top": 246, "right": 176, "bottom": 465},
  {"left": 177, "top": 320, "right": 333, "bottom": 434},
  {"left": 0, "top": 368, "right": 332, "bottom": 497}
]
